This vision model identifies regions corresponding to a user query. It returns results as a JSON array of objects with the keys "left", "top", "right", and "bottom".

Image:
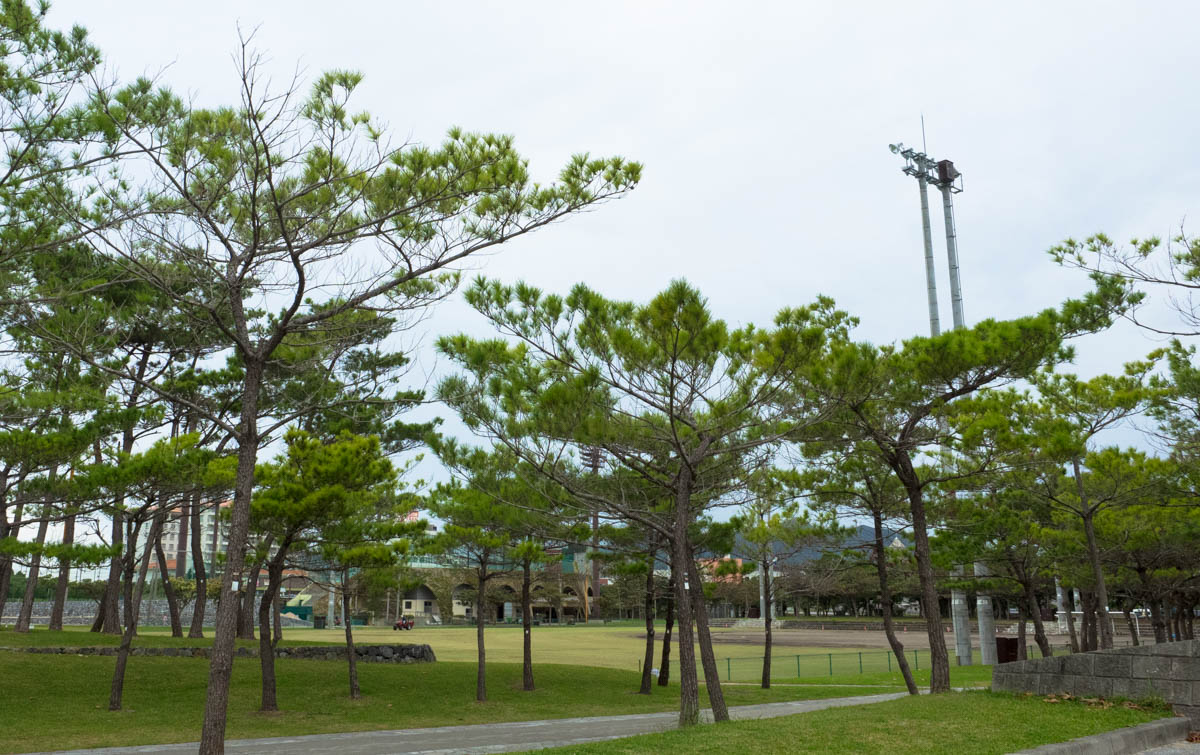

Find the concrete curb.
[{"left": 1008, "top": 716, "right": 1190, "bottom": 754}]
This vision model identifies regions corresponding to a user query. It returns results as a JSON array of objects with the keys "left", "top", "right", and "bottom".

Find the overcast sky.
[{"left": 44, "top": 1, "right": 1200, "bottom": 464}]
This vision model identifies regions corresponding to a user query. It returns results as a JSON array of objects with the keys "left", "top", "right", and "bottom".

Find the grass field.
[
  {"left": 529, "top": 691, "right": 1173, "bottom": 755},
  {"left": 0, "top": 624, "right": 879, "bottom": 669},
  {"left": 302, "top": 624, "right": 871, "bottom": 671},
  {"left": 0, "top": 653, "right": 898, "bottom": 753},
  {"left": 0, "top": 623, "right": 1153, "bottom": 754},
  {"left": 0, "top": 624, "right": 997, "bottom": 686}
]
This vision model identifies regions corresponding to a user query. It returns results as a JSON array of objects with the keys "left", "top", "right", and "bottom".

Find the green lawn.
[
  {"left": 0, "top": 624, "right": 881, "bottom": 672},
  {"left": 529, "top": 691, "right": 1173, "bottom": 755},
  {"left": 0, "top": 624, "right": 997, "bottom": 688},
  {"left": 0, "top": 653, "right": 898, "bottom": 753}
]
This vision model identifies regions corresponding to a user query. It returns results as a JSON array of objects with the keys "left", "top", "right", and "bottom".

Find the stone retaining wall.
[
  {"left": 1, "top": 599, "right": 313, "bottom": 628},
  {"left": 992, "top": 638, "right": 1200, "bottom": 723},
  {"left": 2, "top": 643, "right": 436, "bottom": 663}
]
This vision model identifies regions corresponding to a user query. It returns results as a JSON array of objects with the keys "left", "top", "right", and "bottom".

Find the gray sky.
[
  {"left": 49, "top": 0, "right": 1200, "bottom": 444},
  {"left": 14, "top": 0, "right": 1194, "bottom": 575}
]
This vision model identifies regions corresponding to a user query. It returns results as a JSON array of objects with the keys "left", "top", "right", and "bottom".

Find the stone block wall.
[
  {"left": 1, "top": 599, "right": 313, "bottom": 628},
  {"left": 992, "top": 639, "right": 1200, "bottom": 723},
  {"left": 3, "top": 643, "right": 436, "bottom": 664}
]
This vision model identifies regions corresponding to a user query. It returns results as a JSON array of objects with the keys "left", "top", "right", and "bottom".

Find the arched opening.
[
  {"left": 451, "top": 583, "right": 475, "bottom": 619},
  {"left": 401, "top": 584, "right": 438, "bottom": 623},
  {"left": 497, "top": 584, "right": 518, "bottom": 621}
]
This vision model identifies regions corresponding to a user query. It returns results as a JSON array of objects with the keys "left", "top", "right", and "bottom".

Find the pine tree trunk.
[
  {"left": 898, "top": 471, "right": 951, "bottom": 693},
  {"left": 1082, "top": 591, "right": 1097, "bottom": 651},
  {"left": 259, "top": 556, "right": 285, "bottom": 712},
  {"left": 760, "top": 557, "right": 772, "bottom": 689},
  {"left": 90, "top": 589, "right": 107, "bottom": 633},
  {"left": 670, "top": 536, "right": 699, "bottom": 725},
  {"left": 273, "top": 593, "right": 282, "bottom": 646},
  {"left": 101, "top": 508, "right": 124, "bottom": 634},
  {"left": 199, "top": 361, "right": 264, "bottom": 754},
  {"left": 874, "top": 509, "right": 918, "bottom": 695},
  {"left": 1074, "top": 459, "right": 1112, "bottom": 649},
  {"left": 14, "top": 510, "right": 50, "bottom": 632},
  {"left": 49, "top": 510, "right": 76, "bottom": 631},
  {"left": 121, "top": 517, "right": 142, "bottom": 636},
  {"left": 1150, "top": 597, "right": 1167, "bottom": 643},
  {"left": 522, "top": 557, "right": 534, "bottom": 692},
  {"left": 475, "top": 565, "right": 488, "bottom": 702},
  {"left": 686, "top": 551, "right": 728, "bottom": 723},
  {"left": 342, "top": 572, "right": 360, "bottom": 699},
  {"left": 188, "top": 494, "right": 206, "bottom": 639},
  {"left": 0, "top": 474, "right": 14, "bottom": 622},
  {"left": 1022, "top": 580, "right": 1052, "bottom": 658},
  {"left": 1123, "top": 606, "right": 1139, "bottom": 646},
  {"left": 639, "top": 547, "right": 655, "bottom": 695},
  {"left": 237, "top": 559, "right": 259, "bottom": 640},
  {"left": 658, "top": 572, "right": 674, "bottom": 687},
  {"left": 156, "top": 535, "right": 183, "bottom": 637},
  {"left": 1064, "top": 589, "right": 1080, "bottom": 653},
  {"left": 109, "top": 511, "right": 163, "bottom": 710},
  {"left": 1017, "top": 609, "right": 1028, "bottom": 662}
]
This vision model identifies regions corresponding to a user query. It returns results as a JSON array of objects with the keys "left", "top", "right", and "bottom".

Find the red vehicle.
[{"left": 393, "top": 615, "right": 415, "bottom": 631}]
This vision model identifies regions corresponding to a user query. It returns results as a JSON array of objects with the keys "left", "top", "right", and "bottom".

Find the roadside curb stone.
[{"left": 1007, "top": 716, "right": 1190, "bottom": 754}]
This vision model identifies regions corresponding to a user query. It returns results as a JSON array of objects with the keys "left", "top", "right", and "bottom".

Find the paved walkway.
[
  {"left": 1139, "top": 744, "right": 1200, "bottom": 754},
  {"left": 25, "top": 692, "right": 906, "bottom": 755}
]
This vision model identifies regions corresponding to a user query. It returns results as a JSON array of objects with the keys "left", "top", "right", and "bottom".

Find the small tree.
[
  {"left": 801, "top": 446, "right": 920, "bottom": 693},
  {"left": 251, "top": 429, "right": 407, "bottom": 709},
  {"left": 732, "top": 470, "right": 828, "bottom": 690},
  {"left": 303, "top": 432, "right": 417, "bottom": 700},
  {"left": 426, "top": 480, "right": 516, "bottom": 702}
]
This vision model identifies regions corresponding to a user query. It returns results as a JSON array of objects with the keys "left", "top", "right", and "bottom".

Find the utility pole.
[{"left": 890, "top": 141, "right": 984, "bottom": 666}]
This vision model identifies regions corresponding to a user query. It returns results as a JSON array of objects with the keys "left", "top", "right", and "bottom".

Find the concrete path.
[
  {"left": 24, "top": 692, "right": 906, "bottom": 755},
  {"left": 1138, "top": 744, "right": 1200, "bottom": 754}
]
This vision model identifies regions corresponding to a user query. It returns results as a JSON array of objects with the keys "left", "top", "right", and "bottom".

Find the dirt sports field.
[{"left": 703, "top": 626, "right": 1070, "bottom": 651}]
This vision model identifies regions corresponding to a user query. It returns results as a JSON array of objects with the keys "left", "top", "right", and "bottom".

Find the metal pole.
[
  {"left": 918, "top": 174, "right": 941, "bottom": 337},
  {"left": 940, "top": 174, "right": 972, "bottom": 665},
  {"left": 938, "top": 184, "right": 965, "bottom": 330},
  {"left": 976, "top": 562, "right": 996, "bottom": 665}
]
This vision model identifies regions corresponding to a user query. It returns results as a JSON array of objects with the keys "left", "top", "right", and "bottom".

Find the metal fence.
[{"left": 640, "top": 640, "right": 1153, "bottom": 683}]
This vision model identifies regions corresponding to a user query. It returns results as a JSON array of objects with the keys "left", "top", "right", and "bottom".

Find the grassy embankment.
[
  {"left": 0, "top": 653, "right": 896, "bottom": 753},
  {"left": 529, "top": 691, "right": 1173, "bottom": 755}
]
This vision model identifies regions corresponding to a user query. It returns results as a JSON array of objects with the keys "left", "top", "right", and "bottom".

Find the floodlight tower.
[
  {"left": 889, "top": 142, "right": 989, "bottom": 667},
  {"left": 889, "top": 143, "right": 942, "bottom": 337},
  {"left": 934, "top": 159, "right": 966, "bottom": 329}
]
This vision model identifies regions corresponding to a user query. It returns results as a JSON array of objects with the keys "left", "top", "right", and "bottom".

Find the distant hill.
[{"left": 716, "top": 523, "right": 911, "bottom": 566}]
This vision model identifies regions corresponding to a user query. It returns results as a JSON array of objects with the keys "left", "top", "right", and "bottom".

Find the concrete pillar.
[
  {"left": 1055, "top": 578, "right": 1069, "bottom": 634},
  {"left": 952, "top": 565, "right": 973, "bottom": 665},
  {"left": 975, "top": 562, "right": 996, "bottom": 665}
]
